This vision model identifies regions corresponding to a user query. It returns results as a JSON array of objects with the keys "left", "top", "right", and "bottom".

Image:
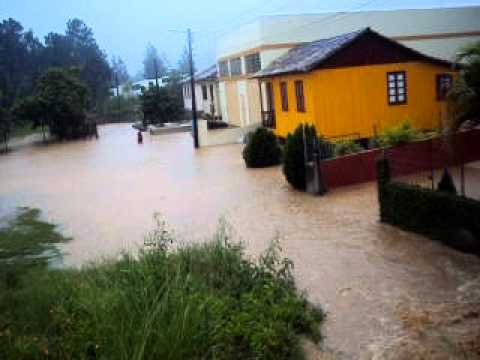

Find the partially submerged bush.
[
  {"left": 437, "top": 168, "right": 457, "bottom": 195},
  {"left": 334, "top": 140, "right": 363, "bottom": 157},
  {"left": 380, "top": 120, "right": 424, "bottom": 147},
  {"left": 283, "top": 124, "right": 316, "bottom": 190},
  {"left": 1, "top": 213, "right": 324, "bottom": 359},
  {"left": 282, "top": 124, "right": 333, "bottom": 190},
  {"left": 243, "top": 127, "right": 282, "bottom": 168}
]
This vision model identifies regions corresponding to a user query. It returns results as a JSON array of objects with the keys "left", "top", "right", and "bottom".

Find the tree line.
[{"left": 0, "top": 16, "right": 196, "bottom": 152}]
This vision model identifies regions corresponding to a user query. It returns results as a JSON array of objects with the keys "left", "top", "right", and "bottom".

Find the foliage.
[
  {"left": 143, "top": 43, "right": 167, "bottom": 79},
  {"left": 207, "top": 120, "right": 228, "bottom": 129},
  {"left": 437, "top": 168, "right": 458, "bottom": 195},
  {"left": 0, "top": 212, "right": 325, "bottom": 359},
  {"left": 334, "top": 140, "right": 363, "bottom": 157},
  {"left": 14, "top": 68, "right": 96, "bottom": 140},
  {"left": 141, "top": 83, "right": 184, "bottom": 125},
  {"left": 377, "top": 158, "right": 480, "bottom": 255},
  {"left": 243, "top": 127, "right": 282, "bottom": 168},
  {"left": 111, "top": 55, "right": 130, "bottom": 84},
  {"left": 448, "top": 41, "right": 480, "bottom": 130},
  {"left": 283, "top": 124, "right": 331, "bottom": 191},
  {"left": 0, "top": 105, "right": 13, "bottom": 153},
  {"left": 178, "top": 45, "right": 195, "bottom": 77},
  {"left": 379, "top": 120, "right": 424, "bottom": 147},
  {"left": 0, "top": 17, "right": 111, "bottom": 110},
  {"left": 100, "top": 95, "right": 141, "bottom": 123}
]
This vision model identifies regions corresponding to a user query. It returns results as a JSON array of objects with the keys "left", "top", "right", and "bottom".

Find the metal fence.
[{"left": 386, "top": 133, "right": 480, "bottom": 200}]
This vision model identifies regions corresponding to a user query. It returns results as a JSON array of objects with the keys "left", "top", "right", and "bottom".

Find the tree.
[
  {"left": 177, "top": 45, "right": 194, "bottom": 77},
  {"left": 0, "top": 18, "right": 44, "bottom": 108},
  {"left": 42, "top": 19, "right": 111, "bottom": 109},
  {"left": 111, "top": 56, "right": 129, "bottom": 84},
  {"left": 15, "top": 68, "right": 95, "bottom": 140},
  {"left": 0, "top": 91, "right": 13, "bottom": 153},
  {"left": 141, "top": 84, "right": 183, "bottom": 126},
  {"left": 143, "top": 44, "right": 166, "bottom": 79},
  {"left": 449, "top": 41, "right": 480, "bottom": 131}
]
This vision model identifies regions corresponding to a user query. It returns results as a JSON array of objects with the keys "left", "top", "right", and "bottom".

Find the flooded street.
[{"left": 1, "top": 123, "right": 479, "bottom": 359}]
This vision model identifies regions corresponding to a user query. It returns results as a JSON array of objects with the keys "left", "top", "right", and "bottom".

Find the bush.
[
  {"left": 377, "top": 158, "right": 480, "bottom": 255},
  {"left": 334, "top": 140, "right": 363, "bottom": 157},
  {"left": 207, "top": 120, "right": 229, "bottom": 130},
  {"left": 437, "top": 168, "right": 457, "bottom": 195},
  {"left": 282, "top": 124, "right": 332, "bottom": 190},
  {"left": 380, "top": 120, "right": 424, "bottom": 147},
  {"left": 1, "top": 212, "right": 325, "bottom": 359},
  {"left": 243, "top": 127, "right": 282, "bottom": 168}
]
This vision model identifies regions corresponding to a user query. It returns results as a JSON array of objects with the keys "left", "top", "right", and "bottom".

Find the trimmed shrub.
[
  {"left": 334, "top": 140, "right": 363, "bottom": 157},
  {"left": 380, "top": 120, "right": 424, "bottom": 147},
  {"left": 437, "top": 168, "right": 457, "bottom": 195},
  {"left": 242, "top": 127, "right": 282, "bottom": 168},
  {"left": 377, "top": 158, "right": 480, "bottom": 255},
  {"left": 283, "top": 124, "right": 315, "bottom": 190}
]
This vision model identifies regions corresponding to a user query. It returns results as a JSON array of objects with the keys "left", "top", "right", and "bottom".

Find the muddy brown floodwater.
[{"left": 1, "top": 123, "right": 479, "bottom": 359}]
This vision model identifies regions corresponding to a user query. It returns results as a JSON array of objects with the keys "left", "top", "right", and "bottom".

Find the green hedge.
[
  {"left": 242, "top": 127, "right": 282, "bottom": 168},
  {"left": 377, "top": 158, "right": 480, "bottom": 255}
]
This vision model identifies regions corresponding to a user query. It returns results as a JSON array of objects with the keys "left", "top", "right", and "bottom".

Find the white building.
[
  {"left": 183, "top": 65, "right": 221, "bottom": 119},
  {"left": 111, "top": 77, "right": 169, "bottom": 97},
  {"left": 216, "top": 6, "right": 480, "bottom": 128}
]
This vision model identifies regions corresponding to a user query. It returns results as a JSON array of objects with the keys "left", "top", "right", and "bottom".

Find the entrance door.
[{"left": 263, "top": 82, "right": 276, "bottom": 129}]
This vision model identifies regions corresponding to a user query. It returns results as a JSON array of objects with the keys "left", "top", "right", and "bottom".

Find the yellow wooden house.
[{"left": 254, "top": 28, "right": 457, "bottom": 139}]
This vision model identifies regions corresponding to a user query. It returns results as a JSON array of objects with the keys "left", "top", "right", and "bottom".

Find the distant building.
[
  {"left": 111, "top": 77, "right": 169, "bottom": 97},
  {"left": 182, "top": 65, "right": 221, "bottom": 119},
  {"left": 254, "top": 28, "right": 457, "bottom": 139},
  {"left": 216, "top": 6, "right": 480, "bottom": 130}
]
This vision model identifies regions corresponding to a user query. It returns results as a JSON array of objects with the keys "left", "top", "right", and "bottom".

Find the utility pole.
[
  {"left": 154, "top": 58, "right": 159, "bottom": 90},
  {"left": 115, "top": 72, "right": 120, "bottom": 123},
  {"left": 188, "top": 28, "right": 199, "bottom": 148}
]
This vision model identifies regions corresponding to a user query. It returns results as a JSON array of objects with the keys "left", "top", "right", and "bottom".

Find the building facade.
[
  {"left": 216, "top": 6, "right": 480, "bottom": 129},
  {"left": 183, "top": 65, "right": 221, "bottom": 119},
  {"left": 254, "top": 28, "right": 457, "bottom": 139}
]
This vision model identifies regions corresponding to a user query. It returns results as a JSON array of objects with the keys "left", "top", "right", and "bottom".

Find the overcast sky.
[{"left": 1, "top": 0, "right": 479, "bottom": 75}]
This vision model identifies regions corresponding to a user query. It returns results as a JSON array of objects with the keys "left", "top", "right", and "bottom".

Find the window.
[
  {"left": 387, "top": 71, "right": 407, "bottom": 105},
  {"left": 245, "top": 53, "right": 261, "bottom": 74},
  {"left": 230, "top": 57, "right": 242, "bottom": 76},
  {"left": 280, "top": 82, "right": 289, "bottom": 111},
  {"left": 219, "top": 61, "right": 229, "bottom": 77},
  {"left": 295, "top": 80, "right": 306, "bottom": 112},
  {"left": 209, "top": 84, "right": 214, "bottom": 100},
  {"left": 201, "top": 85, "right": 207, "bottom": 100},
  {"left": 436, "top": 73, "right": 453, "bottom": 100}
]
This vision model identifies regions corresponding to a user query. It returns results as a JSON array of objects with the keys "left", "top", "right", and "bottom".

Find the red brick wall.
[{"left": 320, "top": 129, "right": 480, "bottom": 189}]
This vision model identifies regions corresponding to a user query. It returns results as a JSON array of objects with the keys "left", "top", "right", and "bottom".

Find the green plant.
[
  {"left": 243, "top": 127, "right": 282, "bottom": 168},
  {"left": 437, "top": 168, "right": 457, "bottom": 195},
  {"left": 282, "top": 124, "right": 315, "bottom": 190},
  {"left": 377, "top": 158, "right": 480, "bottom": 255},
  {"left": 379, "top": 121, "right": 423, "bottom": 147},
  {"left": 334, "top": 140, "right": 363, "bottom": 157},
  {"left": 448, "top": 41, "right": 480, "bottom": 131},
  {"left": 0, "top": 212, "right": 325, "bottom": 359}
]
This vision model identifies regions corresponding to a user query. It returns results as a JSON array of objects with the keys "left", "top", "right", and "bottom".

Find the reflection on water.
[{"left": 1, "top": 123, "right": 479, "bottom": 358}]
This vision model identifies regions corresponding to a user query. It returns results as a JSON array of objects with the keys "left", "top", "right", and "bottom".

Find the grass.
[
  {"left": 10, "top": 123, "right": 43, "bottom": 139},
  {"left": 0, "top": 211, "right": 324, "bottom": 359}
]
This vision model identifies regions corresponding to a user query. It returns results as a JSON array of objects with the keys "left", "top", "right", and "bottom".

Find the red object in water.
[{"left": 137, "top": 131, "right": 143, "bottom": 145}]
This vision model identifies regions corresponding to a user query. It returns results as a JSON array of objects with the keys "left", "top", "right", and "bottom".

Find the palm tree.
[{"left": 448, "top": 41, "right": 480, "bottom": 132}]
